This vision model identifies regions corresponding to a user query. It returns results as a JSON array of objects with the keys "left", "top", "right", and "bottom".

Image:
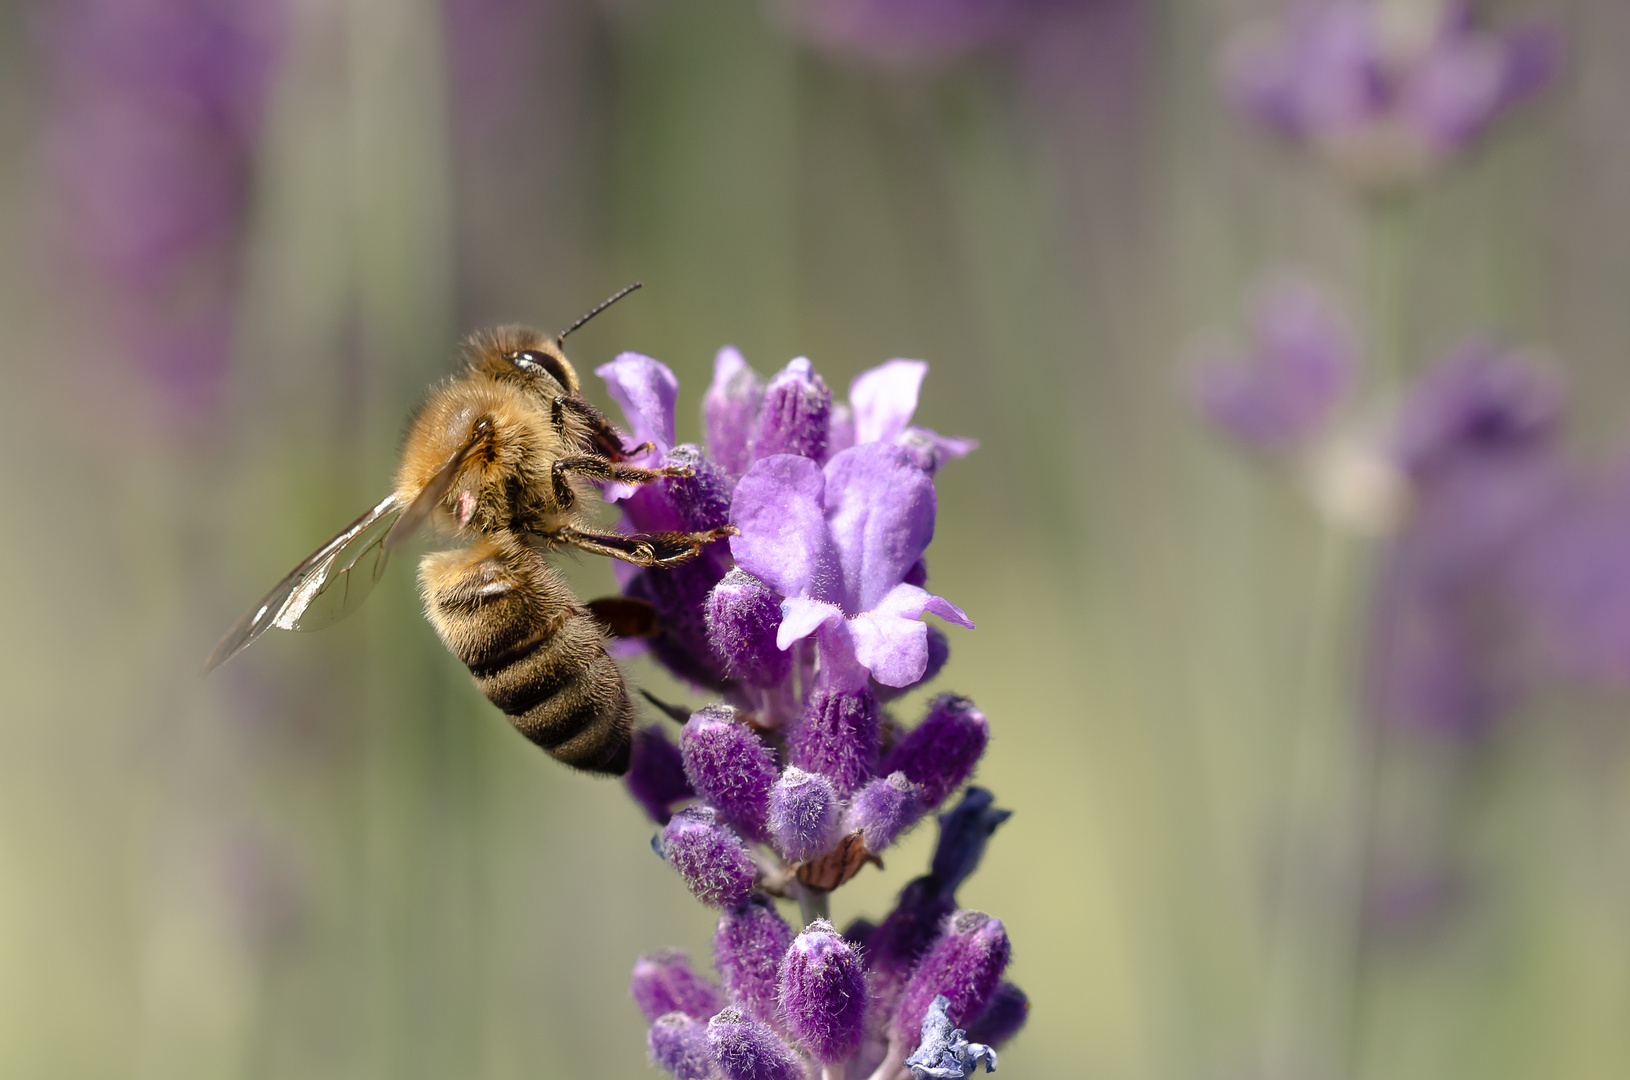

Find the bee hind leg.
[{"left": 550, "top": 524, "right": 737, "bottom": 568}]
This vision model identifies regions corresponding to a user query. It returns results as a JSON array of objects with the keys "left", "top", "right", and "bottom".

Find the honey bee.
[{"left": 205, "top": 285, "right": 732, "bottom": 775}]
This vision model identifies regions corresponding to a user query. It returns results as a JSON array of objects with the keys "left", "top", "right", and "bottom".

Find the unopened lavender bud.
[
  {"left": 868, "top": 877, "right": 955, "bottom": 989},
  {"left": 892, "top": 911, "right": 1011, "bottom": 1042},
  {"left": 660, "top": 805, "right": 757, "bottom": 908},
  {"left": 841, "top": 917, "right": 877, "bottom": 951},
  {"left": 789, "top": 686, "right": 879, "bottom": 796},
  {"left": 882, "top": 694, "right": 990, "bottom": 810},
  {"left": 928, "top": 788, "right": 1011, "bottom": 893},
  {"left": 649, "top": 1012, "right": 718, "bottom": 1080},
  {"left": 705, "top": 571, "right": 791, "bottom": 688},
  {"left": 705, "top": 346, "right": 765, "bottom": 477},
  {"left": 707, "top": 1007, "right": 805, "bottom": 1080},
  {"left": 965, "top": 981, "right": 1029, "bottom": 1048},
  {"left": 631, "top": 949, "right": 725, "bottom": 1022},
  {"left": 661, "top": 444, "right": 734, "bottom": 531},
  {"left": 625, "top": 726, "right": 695, "bottom": 825},
  {"left": 777, "top": 919, "right": 869, "bottom": 1064},
  {"left": 844, "top": 771, "right": 923, "bottom": 853},
  {"left": 681, "top": 706, "right": 777, "bottom": 843},
  {"left": 715, "top": 894, "right": 795, "bottom": 1026},
  {"left": 749, "top": 357, "right": 831, "bottom": 463},
  {"left": 768, "top": 767, "right": 842, "bottom": 862}
]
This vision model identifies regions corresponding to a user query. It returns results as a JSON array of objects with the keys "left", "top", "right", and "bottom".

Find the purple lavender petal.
[
  {"left": 681, "top": 706, "right": 778, "bottom": 843},
  {"left": 706, "top": 570, "right": 793, "bottom": 688},
  {"left": 625, "top": 726, "right": 695, "bottom": 825},
  {"left": 1394, "top": 339, "right": 1564, "bottom": 475},
  {"left": 777, "top": 919, "right": 869, "bottom": 1064},
  {"left": 964, "top": 982, "right": 1029, "bottom": 1048},
  {"left": 715, "top": 894, "right": 796, "bottom": 1027},
  {"left": 1400, "top": 29, "right": 1508, "bottom": 151},
  {"left": 851, "top": 584, "right": 974, "bottom": 688},
  {"left": 648, "top": 1012, "right": 719, "bottom": 1080},
  {"left": 896, "top": 427, "right": 979, "bottom": 475},
  {"left": 789, "top": 685, "right": 880, "bottom": 796},
  {"left": 891, "top": 911, "right": 1011, "bottom": 1043},
  {"left": 850, "top": 359, "right": 927, "bottom": 444},
  {"left": 877, "top": 625, "right": 951, "bottom": 703},
  {"left": 705, "top": 346, "right": 766, "bottom": 477},
  {"left": 844, "top": 772, "right": 924, "bottom": 853},
  {"left": 596, "top": 352, "right": 678, "bottom": 501},
  {"left": 768, "top": 767, "right": 843, "bottom": 862},
  {"left": 749, "top": 358, "right": 832, "bottom": 464},
  {"left": 631, "top": 949, "right": 726, "bottom": 1023},
  {"left": 823, "top": 442, "right": 938, "bottom": 614},
  {"left": 882, "top": 695, "right": 991, "bottom": 810},
  {"left": 730, "top": 454, "right": 840, "bottom": 603},
  {"left": 660, "top": 806, "right": 757, "bottom": 908},
  {"left": 706, "top": 1007, "right": 805, "bottom": 1080},
  {"left": 827, "top": 402, "right": 856, "bottom": 458},
  {"left": 776, "top": 596, "right": 846, "bottom": 651}
]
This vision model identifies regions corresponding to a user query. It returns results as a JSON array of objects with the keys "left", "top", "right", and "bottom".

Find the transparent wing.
[{"left": 204, "top": 493, "right": 406, "bottom": 674}]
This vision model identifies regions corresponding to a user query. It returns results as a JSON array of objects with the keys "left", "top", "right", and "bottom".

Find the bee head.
[{"left": 461, "top": 325, "right": 581, "bottom": 396}]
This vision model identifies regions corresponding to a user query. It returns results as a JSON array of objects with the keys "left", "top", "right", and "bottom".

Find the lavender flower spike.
[
  {"left": 768, "top": 767, "right": 843, "bottom": 862},
  {"left": 791, "top": 685, "right": 881, "bottom": 796},
  {"left": 892, "top": 911, "right": 1012, "bottom": 1042},
  {"left": 631, "top": 949, "right": 726, "bottom": 1023},
  {"left": 681, "top": 706, "right": 778, "bottom": 843},
  {"left": 660, "top": 805, "right": 757, "bottom": 908},
  {"left": 706, "top": 346, "right": 766, "bottom": 477},
  {"left": 715, "top": 894, "right": 796, "bottom": 1028},
  {"left": 905, "top": 995, "right": 998, "bottom": 1079},
  {"left": 845, "top": 772, "right": 924, "bottom": 853},
  {"left": 707, "top": 1007, "right": 806, "bottom": 1080},
  {"left": 882, "top": 695, "right": 991, "bottom": 811},
  {"left": 730, "top": 444, "right": 974, "bottom": 694},
  {"left": 649, "top": 1012, "right": 719, "bottom": 1080},
  {"left": 778, "top": 919, "right": 869, "bottom": 1064}
]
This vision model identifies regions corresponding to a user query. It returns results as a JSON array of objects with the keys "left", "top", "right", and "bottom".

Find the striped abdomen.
[{"left": 419, "top": 537, "right": 632, "bottom": 774}]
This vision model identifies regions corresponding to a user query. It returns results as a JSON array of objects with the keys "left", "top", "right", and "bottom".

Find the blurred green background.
[{"left": 5, "top": 0, "right": 1630, "bottom": 1077}]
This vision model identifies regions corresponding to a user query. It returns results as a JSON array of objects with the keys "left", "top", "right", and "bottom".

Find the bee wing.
[
  {"left": 383, "top": 419, "right": 493, "bottom": 553},
  {"left": 203, "top": 492, "right": 406, "bottom": 674}
]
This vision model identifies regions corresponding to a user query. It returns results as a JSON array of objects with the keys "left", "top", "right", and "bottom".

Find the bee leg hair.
[
  {"left": 549, "top": 524, "right": 737, "bottom": 568},
  {"left": 550, "top": 454, "right": 695, "bottom": 506}
]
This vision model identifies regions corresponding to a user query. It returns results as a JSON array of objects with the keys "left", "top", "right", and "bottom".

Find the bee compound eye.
[{"left": 514, "top": 349, "right": 573, "bottom": 390}]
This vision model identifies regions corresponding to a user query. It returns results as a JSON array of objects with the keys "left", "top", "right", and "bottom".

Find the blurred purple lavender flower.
[
  {"left": 1365, "top": 340, "right": 1566, "bottom": 739},
  {"left": 1221, "top": 0, "right": 1560, "bottom": 190},
  {"left": 1191, "top": 276, "right": 1358, "bottom": 454},
  {"left": 42, "top": 0, "right": 286, "bottom": 412}
]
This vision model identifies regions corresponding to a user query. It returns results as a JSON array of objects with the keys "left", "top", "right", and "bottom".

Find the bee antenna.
[{"left": 557, "top": 281, "right": 643, "bottom": 346}]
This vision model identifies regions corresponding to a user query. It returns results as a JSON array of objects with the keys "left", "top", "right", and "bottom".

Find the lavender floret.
[
  {"left": 845, "top": 771, "right": 924, "bottom": 853},
  {"left": 882, "top": 695, "right": 990, "bottom": 810},
  {"left": 778, "top": 919, "right": 869, "bottom": 1064},
  {"left": 964, "top": 982, "right": 1029, "bottom": 1048},
  {"left": 649, "top": 1012, "right": 719, "bottom": 1080},
  {"left": 660, "top": 806, "right": 757, "bottom": 908},
  {"left": 705, "top": 346, "right": 766, "bottom": 477},
  {"left": 892, "top": 911, "right": 1012, "bottom": 1043},
  {"left": 715, "top": 894, "right": 796, "bottom": 1027},
  {"left": 707, "top": 1007, "right": 806, "bottom": 1080},
  {"left": 750, "top": 357, "right": 832, "bottom": 464},
  {"left": 768, "top": 767, "right": 842, "bottom": 862},
  {"left": 790, "top": 686, "right": 881, "bottom": 797},
  {"left": 706, "top": 571, "right": 792, "bottom": 688},
  {"left": 631, "top": 949, "right": 726, "bottom": 1023},
  {"left": 681, "top": 706, "right": 778, "bottom": 843}
]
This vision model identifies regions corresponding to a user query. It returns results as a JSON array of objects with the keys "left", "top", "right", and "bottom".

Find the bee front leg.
[
  {"left": 550, "top": 524, "right": 737, "bottom": 568},
  {"left": 550, "top": 396, "right": 647, "bottom": 461},
  {"left": 550, "top": 454, "right": 694, "bottom": 506}
]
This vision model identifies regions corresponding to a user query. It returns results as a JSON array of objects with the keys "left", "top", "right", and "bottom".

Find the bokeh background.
[{"left": 5, "top": 0, "right": 1630, "bottom": 1077}]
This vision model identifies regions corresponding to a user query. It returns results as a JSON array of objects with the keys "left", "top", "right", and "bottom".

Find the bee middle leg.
[
  {"left": 551, "top": 524, "right": 737, "bottom": 568},
  {"left": 551, "top": 395, "right": 650, "bottom": 461},
  {"left": 550, "top": 454, "right": 693, "bottom": 506}
]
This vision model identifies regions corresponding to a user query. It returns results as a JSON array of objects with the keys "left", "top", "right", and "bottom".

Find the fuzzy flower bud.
[
  {"left": 929, "top": 788, "right": 1011, "bottom": 892},
  {"left": 845, "top": 771, "right": 924, "bottom": 853},
  {"left": 790, "top": 686, "right": 880, "bottom": 796},
  {"left": 631, "top": 949, "right": 726, "bottom": 1023},
  {"left": 868, "top": 877, "right": 956, "bottom": 989},
  {"left": 649, "top": 1012, "right": 718, "bottom": 1080},
  {"left": 705, "top": 570, "right": 792, "bottom": 688},
  {"left": 715, "top": 894, "right": 795, "bottom": 1026},
  {"left": 625, "top": 726, "right": 695, "bottom": 825},
  {"left": 892, "top": 911, "right": 1012, "bottom": 1042},
  {"left": 681, "top": 706, "right": 777, "bottom": 843},
  {"left": 965, "top": 981, "right": 1029, "bottom": 1048},
  {"left": 882, "top": 695, "right": 989, "bottom": 810},
  {"left": 705, "top": 346, "right": 766, "bottom": 477},
  {"left": 777, "top": 919, "right": 869, "bottom": 1064},
  {"left": 660, "top": 805, "right": 757, "bottom": 908},
  {"left": 707, "top": 1007, "right": 805, "bottom": 1080},
  {"left": 768, "top": 766, "right": 843, "bottom": 862},
  {"left": 749, "top": 357, "right": 832, "bottom": 463}
]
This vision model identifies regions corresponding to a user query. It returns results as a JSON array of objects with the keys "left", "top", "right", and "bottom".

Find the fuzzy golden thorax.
[{"left": 393, "top": 374, "right": 593, "bottom": 539}]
